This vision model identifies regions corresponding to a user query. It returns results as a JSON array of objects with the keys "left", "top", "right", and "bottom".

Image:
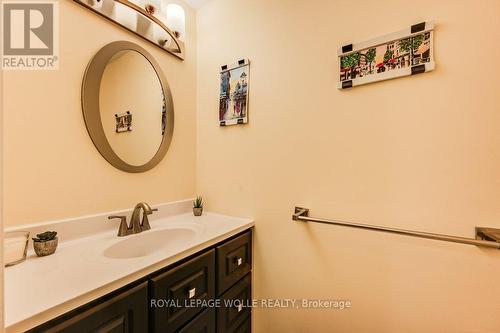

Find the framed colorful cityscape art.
[
  {"left": 219, "top": 59, "right": 250, "bottom": 126},
  {"left": 338, "top": 22, "right": 435, "bottom": 89}
]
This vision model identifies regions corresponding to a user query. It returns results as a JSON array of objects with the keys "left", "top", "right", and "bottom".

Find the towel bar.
[{"left": 292, "top": 207, "right": 500, "bottom": 249}]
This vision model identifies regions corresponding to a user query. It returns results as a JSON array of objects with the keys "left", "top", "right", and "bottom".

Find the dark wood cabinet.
[
  {"left": 29, "top": 282, "right": 149, "bottom": 333},
  {"left": 31, "top": 229, "right": 252, "bottom": 333},
  {"left": 178, "top": 308, "right": 215, "bottom": 333},
  {"left": 149, "top": 250, "right": 215, "bottom": 333},
  {"left": 216, "top": 232, "right": 252, "bottom": 296},
  {"left": 216, "top": 274, "right": 251, "bottom": 333},
  {"left": 233, "top": 316, "right": 251, "bottom": 333}
]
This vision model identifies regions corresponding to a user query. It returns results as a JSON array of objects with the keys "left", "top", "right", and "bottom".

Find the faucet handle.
[
  {"left": 141, "top": 208, "right": 157, "bottom": 232},
  {"left": 108, "top": 215, "right": 129, "bottom": 237}
]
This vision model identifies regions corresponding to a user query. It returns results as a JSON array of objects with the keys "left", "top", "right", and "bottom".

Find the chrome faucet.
[{"left": 108, "top": 202, "right": 158, "bottom": 237}]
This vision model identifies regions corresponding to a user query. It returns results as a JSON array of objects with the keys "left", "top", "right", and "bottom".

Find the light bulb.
[{"left": 165, "top": 3, "right": 185, "bottom": 39}]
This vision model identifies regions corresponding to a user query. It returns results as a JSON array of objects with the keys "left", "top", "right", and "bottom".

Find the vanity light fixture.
[
  {"left": 74, "top": 0, "right": 185, "bottom": 60},
  {"left": 141, "top": 0, "right": 159, "bottom": 14},
  {"left": 165, "top": 3, "right": 185, "bottom": 39}
]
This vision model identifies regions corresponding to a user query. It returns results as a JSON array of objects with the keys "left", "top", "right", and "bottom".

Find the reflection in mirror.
[
  {"left": 99, "top": 50, "right": 165, "bottom": 166},
  {"left": 82, "top": 41, "right": 174, "bottom": 173}
]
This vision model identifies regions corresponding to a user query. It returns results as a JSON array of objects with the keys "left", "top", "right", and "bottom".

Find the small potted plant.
[
  {"left": 32, "top": 231, "right": 58, "bottom": 257},
  {"left": 193, "top": 196, "right": 203, "bottom": 216}
]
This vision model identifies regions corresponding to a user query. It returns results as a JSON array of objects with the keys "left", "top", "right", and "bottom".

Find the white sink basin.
[{"left": 103, "top": 228, "right": 197, "bottom": 259}]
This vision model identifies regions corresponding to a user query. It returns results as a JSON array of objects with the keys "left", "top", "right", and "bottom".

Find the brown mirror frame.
[{"left": 82, "top": 41, "right": 174, "bottom": 173}]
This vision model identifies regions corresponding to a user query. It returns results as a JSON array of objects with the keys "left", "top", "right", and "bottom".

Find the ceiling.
[{"left": 184, "top": 0, "right": 211, "bottom": 9}]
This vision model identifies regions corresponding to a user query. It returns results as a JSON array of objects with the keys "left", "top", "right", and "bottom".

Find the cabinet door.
[
  {"left": 30, "top": 282, "right": 149, "bottom": 333},
  {"left": 233, "top": 316, "right": 251, "bottom": 333},
  {"left": 149, "top": 250, "right": 215, "bottom": 333},
  {"left": 178, "top": 308, "right": 215, "bottom": 333},
  {"left": 217, "top": 274, "right": 251, "bottom": 333},
  {"left": 216, "top": 232, "right": 252, "bottom": 296}
]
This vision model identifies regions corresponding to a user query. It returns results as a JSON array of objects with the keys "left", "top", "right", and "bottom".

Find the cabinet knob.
[
  {"left": 235, "top": 257, "right": 243, "bottom": 266},
  {"left": 236, "top": 303, "right": 243, "bottom": 312},
  {"left": 188, "top": 287, "right": 196, "bottom": 299}
]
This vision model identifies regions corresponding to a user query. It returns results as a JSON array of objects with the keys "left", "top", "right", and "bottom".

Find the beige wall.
[
  {"left": 3, "top": 0, "right": 197, "bottom": 227},
  {"left": 196, "top": 1, "right": 500, "bottom": 332}
]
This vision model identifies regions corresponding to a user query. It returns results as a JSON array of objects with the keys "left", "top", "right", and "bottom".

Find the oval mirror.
[{"left": 82, "top": 41, "right": 174, "bottom": 173}]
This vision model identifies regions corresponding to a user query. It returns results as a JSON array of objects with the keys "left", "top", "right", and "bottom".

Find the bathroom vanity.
[
  {"left": 29, "top": 230, "right": 252, "bottom": 333},
  {"left": 4, "top": 200, "right": 254, "bottom": 333}
]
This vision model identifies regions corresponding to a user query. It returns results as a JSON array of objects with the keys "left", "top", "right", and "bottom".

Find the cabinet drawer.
[
  {"left": 178, "top": 308, "right": 215, "bottom": 333},
  {"left": 216, "top": 231, "right": 252, "bottom": 295},
  {"left": 217, "top": 274, "right": 251, "bottom": 333},
  {"left": 234, "top": 316, "right": 251, "bottom": 333},
  {"left": 29, "top": 282, "right": 149, "bottom": 333},
  {"left": 150, "top": 250, "right": 215, "bottom": 333}
]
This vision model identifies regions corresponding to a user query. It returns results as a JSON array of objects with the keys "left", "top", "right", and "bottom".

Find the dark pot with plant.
[
  {"left": 193, "top": 196, "right": 203, "bottom": 216},
  {"left": 32, "top": 231, "right": 58, "bottom": 257}
]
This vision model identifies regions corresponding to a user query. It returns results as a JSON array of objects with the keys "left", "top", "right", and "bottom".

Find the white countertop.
[{"left": 4, "top": 204, "right": 254, "bottom": 332}]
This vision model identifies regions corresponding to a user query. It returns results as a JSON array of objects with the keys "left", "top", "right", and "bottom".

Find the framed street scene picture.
[
  {"left": 338, "top": 22, "right": 435, "bottom": 89},
  {"left": 115, "top": 111, "right": 132, "bottom": 133},
  {"left": 219, "top": 59, "right": 250, "bottom": 126}
]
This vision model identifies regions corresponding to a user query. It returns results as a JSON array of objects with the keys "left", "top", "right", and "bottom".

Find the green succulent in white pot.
[
  {"left": 193, "top": 196, "right": 203, "bottom": 216},
  {"left": 32, "top": 231, "right": 58, "bottom": 257}
]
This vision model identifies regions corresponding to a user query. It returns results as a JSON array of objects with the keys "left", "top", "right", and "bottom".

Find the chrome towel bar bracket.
[{"left": 292, "top": 207, "right": 500, "bottom": 249}]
